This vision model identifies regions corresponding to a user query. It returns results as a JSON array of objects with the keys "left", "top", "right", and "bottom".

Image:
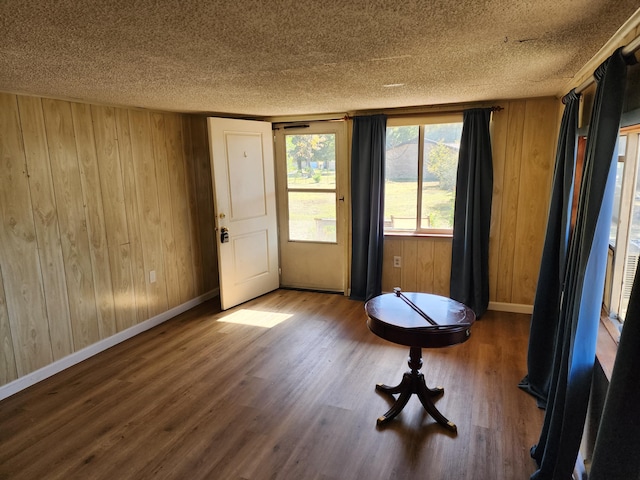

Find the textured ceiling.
[{"left": 1, "top": 1, "right": 639, "bottom": 117}]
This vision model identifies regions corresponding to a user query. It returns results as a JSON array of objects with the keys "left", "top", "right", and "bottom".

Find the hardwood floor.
[{"left": 0, "top": 289, "right": 544, "bottom": 479}]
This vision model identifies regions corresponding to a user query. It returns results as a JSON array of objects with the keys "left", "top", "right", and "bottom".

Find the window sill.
[
  {"left": 596, "top": 311, "right": 620, "bottom": 381},
  {"left": 384, "top": 231, "right": 453, "bottom": 239}
]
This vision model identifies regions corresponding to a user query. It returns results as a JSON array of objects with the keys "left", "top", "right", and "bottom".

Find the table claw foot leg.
[
  {"left": 375, "top": 382, "right": 403, "bottom": 395},
  {"left": 416, "top": 381, "right": 457, "bottom": 433},
  {"left": 377, "top": 389, "right": 412, "bottom": 426},
  {"left": 425, "top": 385, "right": 444, "bottom": 397},
  {"left": 376, "top": 371, "right": 412, "bottom": 396}
]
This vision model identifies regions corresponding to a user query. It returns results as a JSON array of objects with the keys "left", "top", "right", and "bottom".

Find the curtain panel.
[
  {"left": 519, "top": 90, "right": 581, "bottom": 408},
  {"left": 350, "top": 114, "right": 387, "bottom": 301},
  {"left": 589, "top": 258, "right": 640, "bottom": 479},
  {"left": 450, "top": 108, "right": 493, "bottom": 317},
  {"left": 530, "top": 47, "right": 632, "bottom": 480}
]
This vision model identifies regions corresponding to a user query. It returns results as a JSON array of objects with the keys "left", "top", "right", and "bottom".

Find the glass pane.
[
  {"left": 421, "top": 123, "right": 463, "bottom": 229},
  {"left": 385, "top": 126, "right": 419, "bottom": 230},
  {"left": 286, "top": 134, "right": 336, "bottom": 190},
  {"left": 620, "top": 142, "right": 640, "bottom": 321},
  {"left": 610, "top": 136, "right": 627, "bottom": 247},
  {"left": 288, "top": 191, "right": 336, "bottom": 242}
]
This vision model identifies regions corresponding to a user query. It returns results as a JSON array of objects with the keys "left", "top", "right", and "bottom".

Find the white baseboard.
[
  {"left": 0, "top": 289, "right": 219, "bottom": 402},
  {"left": 488, "top": 301, "right": 533, "bottom": 314}
]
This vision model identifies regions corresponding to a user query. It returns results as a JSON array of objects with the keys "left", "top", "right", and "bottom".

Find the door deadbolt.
[{"left": 220, "top": 227, "right": 229, "bottom": 244}]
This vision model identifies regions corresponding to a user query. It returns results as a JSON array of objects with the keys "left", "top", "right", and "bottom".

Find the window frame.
[
  {"left": 384, "top": 114, "right": 463, "bottom": 236},
  {"left": 606, "top": 127, "right": 640, "bottom": 326},
  {"left": 282, "top": 130, "right": 339, "bottom": 244}
]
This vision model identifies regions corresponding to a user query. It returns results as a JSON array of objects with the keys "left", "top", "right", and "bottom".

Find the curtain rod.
[
  {"left": 273, "top": 105, "right": 503, "bottom": 128},
  {"left": 272, "top": 117, "right": 346, "bottom": 129},
  {"left": 575, "top": 35, "right": 640, "bottom": 95},
  {"left": 372, "top": 105, "right": 503, "bottom": 119}
]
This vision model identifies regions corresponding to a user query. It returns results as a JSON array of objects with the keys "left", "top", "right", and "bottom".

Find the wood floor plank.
[{"left": 0, "top": 290, "right": 543, "bottom": 479}]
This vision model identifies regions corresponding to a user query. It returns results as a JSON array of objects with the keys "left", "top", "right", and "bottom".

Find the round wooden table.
[{"left": 364, "top": 290, "right": 475, "bottom": 432}]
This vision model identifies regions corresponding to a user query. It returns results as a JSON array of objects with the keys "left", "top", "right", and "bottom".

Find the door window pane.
[
  {"left": 285, "top": 133, "right": 337, "bottom": 243},
  {"left": 286, "top": 134, "right": 336, "bottom": 190},
  {"left": 288, "top": 192, "right": 336, "bottom": 242}
]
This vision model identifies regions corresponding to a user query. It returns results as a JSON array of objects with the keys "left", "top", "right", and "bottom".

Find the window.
[
  {"left": 284, "top": 133, "right": 337, "bottom": 242},
  {"left": 384, "top": 118, "right": 463, "bottom": 234},
  {"left": 609, "top": 135, "right": 626, "bottom": 247},
  {"left": 607, "top": 127, "right": 640, "bottom": 325}
]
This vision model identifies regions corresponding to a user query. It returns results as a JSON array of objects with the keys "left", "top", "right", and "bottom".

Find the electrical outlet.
[
  {"left": 149, "top": 270, "right": 156, "bottom": 283},
  {"left": 393, "top": 256, "right": 402, "bottom": 268}
]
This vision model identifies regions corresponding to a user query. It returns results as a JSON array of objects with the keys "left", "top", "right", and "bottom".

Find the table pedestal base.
[{"left": 375, "top": 346, "right": 457, "bottom": 433}]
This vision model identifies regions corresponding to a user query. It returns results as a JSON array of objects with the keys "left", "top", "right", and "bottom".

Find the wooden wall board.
[
  {"left": 416, "top": 239, "right": 435, "bottom": 293},
  {"left": 0, "top": 93, "right": 53, "bottom": 375},
  {"left": 432, "top": 238, "right": 452, "bottom": 296},
  {"left": 181, "top": 116, "right": 204, "bottom": 294},
  {"left": 17, "top": 95, "right": 74, "bottom": 360},
  {"left": 381, "top": 238, "right": 401, "bottom": 292},
  {"left": 42, "top": 98, "right": 100, "bottom": 350},
  {"left": 150, "top": 113, "right": 181, "bottom": 309},
  {"left": 400, "top": 238, "right": 418, "bottom": 292},
  {"left": 0, "top": 262, "right": 18, "bottom": 384},
  {"left": 488, "top": 104, "right": 509, "bottom": 303},
  {"left": 91, "top": 105, "right": 137, "bottom": 332},
  {"left": 90, "top": 106, "right": 129, "bottom": 249},
  {"left": 108, "top": 242, "right": 137, "bottom": 332},
  {"left": 190, "top": 117, "right": 217, "bottom": 293},
  {"left": 71, "top": 102, "right": 117, "bottom": 339},
  {"left": 128, "top": 110, "right": 169, "bottom": 318},
  {"left": 512, "top": 98, "right": 558, "bottom": 305},
  {"left": 164, "top": 114, "right": 196, "bottom": 303},
  {"left": 115, "top": 108, "right": 149, "bottom": 325},
  {"left": 495, "top": 100, "right": 526, "bottom": 303}
]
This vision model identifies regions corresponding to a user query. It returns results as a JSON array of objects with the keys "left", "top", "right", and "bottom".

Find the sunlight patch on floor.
[{"left": 217, "top": 309, "right": 293, "bottom": 328}]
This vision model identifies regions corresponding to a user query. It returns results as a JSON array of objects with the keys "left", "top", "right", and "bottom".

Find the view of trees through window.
[
  {"left": 285, "top": 133, "right": 337, "bottom": 242},
  {"left": 385, "top": 122, "right": 463, "bottom": 232}
]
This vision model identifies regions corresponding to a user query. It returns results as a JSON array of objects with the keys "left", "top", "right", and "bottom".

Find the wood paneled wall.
[
  {"left": 0, "top": 93, "right": 559, "bottom": 387},
  {"left": 0, "top": 93, "right": 217, "bottom": 387},
  {"left": 382, "top": 236, "right": 452, "bottom": 296},
  {"left": 382, "top": 97, "right": 561, "bottom": 308}
]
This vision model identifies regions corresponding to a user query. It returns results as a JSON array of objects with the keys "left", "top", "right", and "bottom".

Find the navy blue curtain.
[
  {"left": 519, "top": 90, "right": 581, "bottom": 408},
  {"left": 350, "top": 114, "right": 387, "bottom": 301},
  {"left": 589, "top": 263, "right": 640, "bottom": 480},
  {"left": 530, "top": 47, "right": 632, "bottom": 480},
  {"left": 450, "top": 108, "right": 493, "bottom": 317}
]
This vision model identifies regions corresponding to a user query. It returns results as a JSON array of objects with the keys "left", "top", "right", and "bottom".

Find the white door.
[
  {"left": 208, "top": 117, "right": 279, "bottom": 310},
  {"left": 274, "top": 121, "right": 348, "bottom": 292}
]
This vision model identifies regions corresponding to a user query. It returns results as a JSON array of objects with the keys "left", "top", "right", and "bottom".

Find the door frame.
[{"left": 273, "top": 120, "right": 350, "bottom": 293}]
